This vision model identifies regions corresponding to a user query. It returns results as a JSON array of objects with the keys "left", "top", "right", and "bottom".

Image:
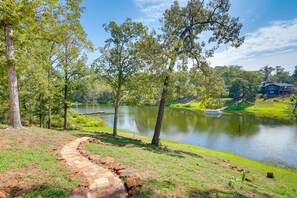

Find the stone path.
[{"left": 59, "top": 137, "right": 127, "bottom": 198}]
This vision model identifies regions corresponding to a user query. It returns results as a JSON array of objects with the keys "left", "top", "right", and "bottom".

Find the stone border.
[{"left": 77, "top": 140, "right": 143, "bottom": 197}]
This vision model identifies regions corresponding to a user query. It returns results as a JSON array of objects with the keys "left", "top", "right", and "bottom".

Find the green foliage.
[
  {"left": 50, "top": 111, "right": 107, "bottom": 129},
  {"left": 94, "top": 18, "right": 147, "bottom": 105},
  {"left": 227, "top": 101, "right": 252, "bottom": 111},
  {"left": 229, "top": 78, "right": 248, "bottom": 98},
  {"left": 68, "top": 111, "right": 107, "bottom": 129},
  {"left": 259, "top": 65, "right": 274, "bottom": 81}
]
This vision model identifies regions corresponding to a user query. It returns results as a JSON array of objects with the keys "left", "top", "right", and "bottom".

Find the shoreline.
[{"left": 83, "top": 126, "right": 297, "bottom": 170}]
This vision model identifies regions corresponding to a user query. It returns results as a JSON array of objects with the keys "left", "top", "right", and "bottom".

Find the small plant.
[
  {"left": 227, "top": 178, "right": 236, "bottom": 189},
  {"left": 241, "top": 170, "right": 246, "bottom": 189}
]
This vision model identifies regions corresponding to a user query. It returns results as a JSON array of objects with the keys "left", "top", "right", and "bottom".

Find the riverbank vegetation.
[
  {"left": 171, "top": 95, "right": 296, "bottom": 120},
  {"left": 1, "top": 127, "right": 296, "bottom": 197}
]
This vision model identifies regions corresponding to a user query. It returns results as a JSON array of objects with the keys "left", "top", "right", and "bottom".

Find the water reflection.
[
  {"left": 131, "top": 107, "right": 262, "bottom": 136},
  {"left": 73, "top": 105, "right": 297, "bottom": 166}
]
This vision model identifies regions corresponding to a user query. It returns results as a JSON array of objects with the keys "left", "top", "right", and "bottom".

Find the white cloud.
[
  {"left": 134, "top": 0, "right": 187, "bottom": 25},
  {"left": 208, "top": 19, "right": 297, "bottom": 71}
]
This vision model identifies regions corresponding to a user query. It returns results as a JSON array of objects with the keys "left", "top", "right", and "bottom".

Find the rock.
[
  {"left": 125, "top": 177, "right": 143, "bottom": 189},
  {"left": 132, "top": 190, "right": 141, "bottom": 198},
  {"left": 114, "top": 164, "right": 125, "bottom": 171},
  {"left": 100, "top": 157, "right": 115, "bottom": 165},
  {"left": 128, "top": 186, "right": 141, "bottom": 197},
  {"left": 117, "top": 169, "right": 126, "bottom": 174},
  {"left": 0, "top": 191, "right": 6, "bottom": 198},
  {"left": 71, "top": 167, "right": 80, "bottom": 173},
  {"left": 267, "top": 172, "right": 274, "bottom": 178},
  {"left": 120, "top": 170, "right": 135, "bottom": 178}
]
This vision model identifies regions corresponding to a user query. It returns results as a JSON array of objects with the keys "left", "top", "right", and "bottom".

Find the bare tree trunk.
[
  {"left": 39, "top": 95, "right": 43, "bottom": 127},
  {"left": 4, "top": 23, "right": 22, "bottom": 129},
  {"left": 63, "top": 82, "right": 68, "bottom": 130},
  {"left": 113, "top": 85, "right": 121, "bottom": 136},
  {"left": 48, "top": 64, "right": 52, "bottom": 129},
  {"left": 152, "top": 75, "right": 169, "bottom": 146},
  {"left": 48, "top": 102, "right": 51, "bottom": 129},
  {"left": 152, "top": 63, "right": 174, "bottom": 146}
]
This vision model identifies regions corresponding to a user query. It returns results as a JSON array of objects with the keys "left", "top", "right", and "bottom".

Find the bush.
[
  {"left": 51, "top": 111, "right": 107, "bottom": 129},
  {"left": 68, "top": 111, "right": 107, "bottom": 129}
]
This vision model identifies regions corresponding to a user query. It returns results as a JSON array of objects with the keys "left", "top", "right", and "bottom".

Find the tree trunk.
[
  {"left": 48, "top": 64, "right": 52, "bottom": 129},
  {"left": 48, "top": 100, "right": 52, "bottom": 129},
  {"left": 113, "top": 84, "right": 121, "bottom": 136},
  {"left": 63, "top": 81, "right": 68, "bottom": 130},
  {"left": 4, "top": 23, "right": 22, "bottom": 129},
  {"left": 152, "top": 66, "right": 173, "bottom": 146},
  {"left": 39, "top": 95, "right": 43, "bottom": 128}
]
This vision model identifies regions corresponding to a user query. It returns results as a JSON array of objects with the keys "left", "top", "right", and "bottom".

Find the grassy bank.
[
  {"left": 82, "top": 127, "right": 297, "bottom": 198},
  {"left": 171, "top": 97, "right": 295, "bottom": 120},
  {"left": 1, "top": 126, "right": 296, "bottom": 197},
  {"left": 170, "top": 101, "right": 206, "bottom": 112},
  {"left": 0, "top": 127, "right": 80, "bottom": 197},
  {"left": 244, "top": 98, "right": 293, "bottom": 119}
]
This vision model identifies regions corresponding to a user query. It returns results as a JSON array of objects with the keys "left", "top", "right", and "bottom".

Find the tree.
[
  {"left": 259, "top": 65, "right": 274, "bottom": 82},
  {"left": 94, "top": 19, "right": 146, "bottom": 136},
  {"left": 199, "top": 67, "right": 227, "bottom": 108},
  {"left": 291, "top": 66, "right": 297, "bottom": 86},
  {"left": 58, "top": 43, "right": 90, "bottom": 130},
  {"left": 0, "top": 0, "right": 73, "bottom": 129},
  {"left": 229, "top": 78, "right": 248, "bottom": 98},
  {"left": 274, "top": 66, "right": 291, "bottom": 83},
  {"left": 143, "top": 0, "right": 244, "bottom": 146},
  {"left": 55, "top": 0, "right": 93, "bottom": 130}
]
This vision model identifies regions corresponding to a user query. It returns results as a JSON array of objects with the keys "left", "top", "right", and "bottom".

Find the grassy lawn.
[
  {"left": 81, "top": 127, "right": 297, "bottom": 198},
  {"left": 245, "top": 98, "right": 293, "bottom": 119},
  {"left": 171, "top": 97, "right": 296, "bottom": 120},
  {"left": 170, "top": 101, "right": 206, "bottom": 112},
  {"left": 1, "top": 125, "right": 297, "bottom": 197},
  {"left": 0, "top": 127, "right": 80, "bottom": 197}
]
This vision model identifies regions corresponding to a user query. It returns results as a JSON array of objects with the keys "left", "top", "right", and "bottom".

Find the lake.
[{"left": 73, "top": 104, "right": 297, "bottom": 167}]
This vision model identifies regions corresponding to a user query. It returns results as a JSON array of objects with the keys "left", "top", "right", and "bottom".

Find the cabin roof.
[{"left": 261, "top": 83, "right": 294, "bottom": 87}]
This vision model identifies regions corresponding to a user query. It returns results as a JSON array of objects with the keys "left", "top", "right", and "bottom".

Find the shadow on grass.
[
  {"left": 5, "top": 185, "right": 68, "bottom": 198},
  {"left": 141, "top": 179, "right": 176, "bottom": 197},
  {"left": 75, "top": 131, "right": 202, "bottom": 159},
  {"left": 188, "top": 188, "right": 273, "bottom": 198}
]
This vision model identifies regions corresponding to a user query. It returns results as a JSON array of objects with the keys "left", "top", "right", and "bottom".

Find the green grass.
[
  {"left": 22, "top": 186, "right": 67, "bottom": 198},
  {"left": 171, "top": 96, "right": 296, "bottom": 120},
  {"left": 83, "top": 126, "right": 126, "bottom": 133},
  {"left": 81, "top": 127, "right": 297, "bottom": 198},
  {"left": 2, "top": 126, "right": 297, "bottom": 197},
  {"left": 170, "top": 101, "right": 206, "bottom": 112},
  {"left": 0, "top": 128, "right": 80, "bottom": 197},
  {"left": 245, "top": 97, "right": 294, "bottom": 119}
]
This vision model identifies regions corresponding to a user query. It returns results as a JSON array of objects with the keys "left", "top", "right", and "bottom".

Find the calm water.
[{"left": 73, "top": 105, "right": 297, "bottom": 167}]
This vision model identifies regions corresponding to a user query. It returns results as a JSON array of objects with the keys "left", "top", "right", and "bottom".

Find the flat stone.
[{"left": 0, "top": 191, "right": 6, "bottom": 198}]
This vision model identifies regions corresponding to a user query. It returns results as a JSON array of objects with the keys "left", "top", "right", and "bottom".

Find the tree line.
[{"left": 2, "top": 0, "right": 248, "bottom": 146}]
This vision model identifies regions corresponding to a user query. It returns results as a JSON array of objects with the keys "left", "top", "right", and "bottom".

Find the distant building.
[{"left": 260, "top": 82, "right": 294, "bottom": 95}]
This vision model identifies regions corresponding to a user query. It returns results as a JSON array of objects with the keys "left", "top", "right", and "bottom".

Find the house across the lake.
[{"left": 260, "top": 82, "right": 294, "bottom": 95}]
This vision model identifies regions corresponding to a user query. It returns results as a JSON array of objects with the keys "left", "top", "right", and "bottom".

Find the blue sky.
[{"left": 80, "top": 0, "right": 297, "bottom": 72}]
